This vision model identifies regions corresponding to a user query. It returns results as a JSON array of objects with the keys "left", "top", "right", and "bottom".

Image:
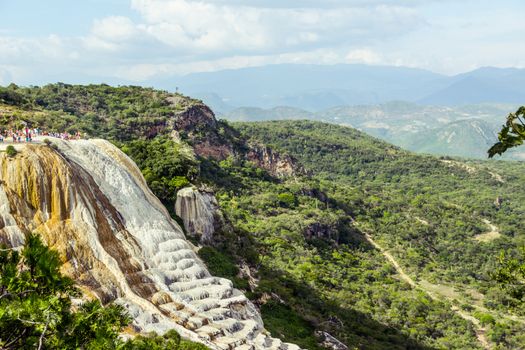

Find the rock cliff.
[
  {"left": 0, "top": 140, "right": 299, "bottom": 350},
  {"left": 175, "top": 187, "right": 221, "bottom": 244},
  {"left": 246, "top": 143, "right": 302, "bottom": 178},
  {"left": 171, "top": 103, "right": 235, "bottom": 160},
  {"left": 169, "top": 102, "right": 301, "bottom": 178}
]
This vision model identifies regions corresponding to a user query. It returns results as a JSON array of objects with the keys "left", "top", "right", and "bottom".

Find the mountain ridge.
[
  {"left": 223, "top": 102, "right": 525, "bottom": 160},
  {"left": 152, "top": 64, "right": 525, "bottom": 112}
]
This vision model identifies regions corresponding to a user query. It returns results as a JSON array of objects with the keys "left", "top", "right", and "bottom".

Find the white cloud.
[
  {"left": 92, "top": 16, "right": 138, "bottom": 42},
  {"left": 128, "top": 0, "right": 423, "bottom": 56},
  {"left": 173, "top": 0, "right": 442, "bottom": 9},
  {"left": 0, "top": 0, "right": 523, "bottom": 84},
  {"left": 0, "top": 35, "right": 72, "bottom": 64},
  {"left": 346, "top": 49, "right": 382, "bottom": 65}
]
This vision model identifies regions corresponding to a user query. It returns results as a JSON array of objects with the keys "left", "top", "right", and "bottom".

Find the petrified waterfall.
[
  {"left": 175, "top": 187, "right": 220, "bottom": 243},
  {"left": 0, "top": 140, "right": 299, "bottom": 350}
]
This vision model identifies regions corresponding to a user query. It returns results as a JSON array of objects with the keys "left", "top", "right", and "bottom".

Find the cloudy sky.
[{"left": 0, "top": 0, "right": 524, "bottom": 85}]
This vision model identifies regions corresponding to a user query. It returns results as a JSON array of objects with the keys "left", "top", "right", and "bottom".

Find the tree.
[
  {"left": 0, "top": 234, "right": 209, "bottom": 350},
  {"left": 488, "top": 106, "right": 525, "bottom": 157},
  {"left": 0, "top": 233, "right": 129, "bottom": 349},
  {"left": 492, "top": 247, "right": 525, "bottom": 304},
  {"left": 488, "top": 107, "right": 525, "bottom": 309}
]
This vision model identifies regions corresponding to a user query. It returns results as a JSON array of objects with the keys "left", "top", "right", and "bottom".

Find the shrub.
[
  {"left": 277, "top": 192, "right": 297, "bottom": 208},
  {"left": 5, "top": 145, "right": 17, "bottom": 157},
  {"left": 260, "top": 301, "right": 320, "bottom": 349},
  {"left": 474, "top": 312, "right": 496, "bottom": 326},
  {"left": 198, "top": 246, "right": 239, "bottom": 278},
  {"left": 0, "top": 234, "right": 128, "bottom": 349}
]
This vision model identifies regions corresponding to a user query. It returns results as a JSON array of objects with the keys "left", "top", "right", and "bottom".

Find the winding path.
[{"left": 364, "top": 233, "right": 491, "bottom": 349}]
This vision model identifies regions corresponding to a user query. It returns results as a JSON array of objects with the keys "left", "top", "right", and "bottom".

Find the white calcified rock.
[
  {"left": 0, "top": 140, "right": 300, "bottom": 350},
  {"left": 175, "top": 187, "right": 220, "bottom": 243}
]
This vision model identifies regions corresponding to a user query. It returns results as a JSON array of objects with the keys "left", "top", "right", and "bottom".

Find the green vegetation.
[
  {"left": 231, "top": 120, "right": 525, "bottom": 348},
  {"left": 493, "top": 247, "right": 525, "bottom": 303},
  {"left": 5, "top": 145, "right": 17, "bottom": 157},
  {"left": 198, "top": 246, "right": 239, "bottom": 277},
  {"left": 0, "top": 83, "right": 201, "bottom": 139},
  {"left": 3, "top": 84, "right": 525, "bottom": 348},
  {"left": 122, "top": 330, "right": 208, "bottom": 350},
  {"left": 260, "top": 301, "right": 319, "bottom": 349},
  {"left": 119, "top": 137, "right": 199, "bottom": 204},
  {"left": 489, "top": 105, "right": 525, "bottom": 157},
  {"left": 197, "top": 153, "right": 481, "bottom": 349},
  {"left": 0, "top": 233, "right": 127, "bottom": 349},
  {"left": 0, "top": 234, "right": 207, "bottom": 349}
]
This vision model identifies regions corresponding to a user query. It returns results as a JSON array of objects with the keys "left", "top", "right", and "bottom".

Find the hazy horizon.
[{"left": 1, "top": 0, "right": 524, "bottom": 86}]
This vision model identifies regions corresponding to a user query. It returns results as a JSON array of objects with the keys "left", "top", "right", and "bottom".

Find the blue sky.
[{"left": 0, "top": 0, "right": 524, "bottom": 85}]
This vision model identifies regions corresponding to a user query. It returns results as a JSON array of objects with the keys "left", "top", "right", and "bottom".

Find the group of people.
[
  {"left": 42, "top": 131, "right": 83, "bottom": 140},
  {"left": 0, "top": 128, "right": 83, "bottom": 143},
  {"left": 0, "top": 128, "right": 40, "bottom": 143}
]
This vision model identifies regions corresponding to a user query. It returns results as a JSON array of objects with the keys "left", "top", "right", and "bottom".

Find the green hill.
[
  {"left": 224, "top": 102, "right": 524, "bottom": 160},
  {"left": 399, "top": 118, "right": 498, "bottom": 158},
  {"left": 2, "top": 84, "right": 525, "bottom": 349},
  {"left": 233, "top": 120, "right": 525, "bottom": 347}
]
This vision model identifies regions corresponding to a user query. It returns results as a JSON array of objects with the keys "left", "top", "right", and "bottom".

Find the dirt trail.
[
  {"left": 474, "top": 219, "right": 501, "bottom": 242},
  {"left": 364, "top": 233, "right": 491, "bottom": 349},
  {"left": 365, "top": 233, "right": 416, "bottom": 288}
]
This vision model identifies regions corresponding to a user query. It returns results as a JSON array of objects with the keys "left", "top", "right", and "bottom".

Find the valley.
[
  {"left": 224, "top": 102, "right": 525, "bottom": 160},
  {"left": 1, "top": 84, "right": 524, "bottom": 349}
]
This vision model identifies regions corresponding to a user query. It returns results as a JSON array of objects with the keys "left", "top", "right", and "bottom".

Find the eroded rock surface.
[
  {"left": 246, "top": 143, "right": 302, "bottom": 178},
  {"left": 175, "top": 187, "right": 221, "bottom": 244},
  {"left": 0, "top": 140, "right": 299, "bottom": 350}
]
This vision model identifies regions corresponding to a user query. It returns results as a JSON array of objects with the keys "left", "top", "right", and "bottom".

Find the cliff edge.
[{"left": 0, "top": 139, "right": 299, "bottom": 350}]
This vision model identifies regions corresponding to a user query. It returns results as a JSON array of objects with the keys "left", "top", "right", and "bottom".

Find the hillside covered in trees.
[{"left": 1, "top": 83, "right": 525, "bottom": 349}]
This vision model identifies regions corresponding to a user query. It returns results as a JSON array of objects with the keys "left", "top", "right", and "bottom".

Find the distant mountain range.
[
  {"left": 156, "top": 64, "right": 525, "bottom": 112},
  {"left": 224, "top": 101, "right": 525, "bottom": 160}
]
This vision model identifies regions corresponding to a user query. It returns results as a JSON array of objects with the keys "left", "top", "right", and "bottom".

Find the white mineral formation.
[
  {"left": 0, "top": 140, "right": 299, "bottom": 350},
  {"left": 175, "top": 187, "right": 219, "bottom": 243}
]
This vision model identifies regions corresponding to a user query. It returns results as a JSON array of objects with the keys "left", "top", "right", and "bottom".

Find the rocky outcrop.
[
  {"left": 175, "top": 187, "right": 221, "bottom": 244},
  {"left": 246, "top": 144, "right": 302, "bottom": 178},
  {"left": 171, "top": 104, "right": 234, "bottom": 160},
  {"left": 168, "top": 101, "right": 306, "bottom": 179},
  {"left": 173, "top": 104, "right": 218, "bottom": 132},
  {"left": 0, "top": 140, "right": 299, "bottom": 350},
  {"left": 303, "top": 223, "right": 338, "bottom": 242},
  {"left": 315, "top": 332, "right": 348, "bottom": 350}
]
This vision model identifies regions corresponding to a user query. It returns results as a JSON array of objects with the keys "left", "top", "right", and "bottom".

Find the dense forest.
[{"left": 1, "top": 84, "right": 525, "bottom": 349}]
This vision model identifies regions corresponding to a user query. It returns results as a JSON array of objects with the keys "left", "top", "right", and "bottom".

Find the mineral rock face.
[
  {"left": 0, "top": 140, "right": 299, "bottom": 350},
  {"left": 172, "top": 104, "right": 234, "bottom": 161},
  {"left": 246, "top": 144, "right": 301, "bottom": 178},
  {"left": 175, "top": 187, "right": 220, "bottom": 244}
]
